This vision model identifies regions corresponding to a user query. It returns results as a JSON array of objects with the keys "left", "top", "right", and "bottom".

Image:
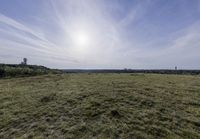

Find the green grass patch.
[{"left": 0, "top": 73, "right": 199, "bottom": 138}]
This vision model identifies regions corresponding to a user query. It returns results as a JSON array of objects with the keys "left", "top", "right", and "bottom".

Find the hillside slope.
[{"left": 0, "top": 64, "right": 60, "bottom": 78}]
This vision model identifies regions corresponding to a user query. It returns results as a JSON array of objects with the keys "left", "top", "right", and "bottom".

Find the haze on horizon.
[{"left": 0, "top": 0, "right": 200, "bottom": 69}]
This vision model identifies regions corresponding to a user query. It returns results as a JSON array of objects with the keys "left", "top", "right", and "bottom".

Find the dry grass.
[{"left": 0, "top": 73, "right": 199, "bottom": 139}]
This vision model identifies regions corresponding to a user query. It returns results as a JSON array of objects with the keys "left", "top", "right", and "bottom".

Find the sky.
[{"left": 0, "top": 0, "right": 200, "bottom": 69}]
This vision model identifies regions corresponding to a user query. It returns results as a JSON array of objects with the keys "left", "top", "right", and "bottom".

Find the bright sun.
[
  {"left": 72, "top": 31, "right": 90, "bottom": 47},
  {"left": 69, "top": 26, "right": 94, "bottom": 54}
]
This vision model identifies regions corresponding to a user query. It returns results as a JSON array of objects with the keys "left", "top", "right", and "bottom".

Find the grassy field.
[{"left": 0, "top": 73, "right": 199, "bottom": 139}]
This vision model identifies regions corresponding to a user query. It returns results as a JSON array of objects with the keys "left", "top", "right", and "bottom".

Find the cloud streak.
[{"left": 0, "top": 0, "right": 200, "bottom": 69}]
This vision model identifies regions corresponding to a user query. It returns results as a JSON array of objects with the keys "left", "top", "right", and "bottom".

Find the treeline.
[
  {"left": 0, "top": 64, "right": 61, "bottom": 78},
  {"left": 63, "top": 69, "right": 200, "bottom": 75}
]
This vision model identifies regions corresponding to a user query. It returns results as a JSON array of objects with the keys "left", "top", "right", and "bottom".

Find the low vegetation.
[
  {"left": 0, "top": 64, "right": 61, "bottom": 78},
  {"left": 64, "top": 69, "right": 200, "bottom": 75},
  {"left": 0, "top": 73, "right": 199, "bottom": 138}
]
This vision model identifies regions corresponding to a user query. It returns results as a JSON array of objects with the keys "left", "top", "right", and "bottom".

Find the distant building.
[{"left": 175, "top": 66, "right": 177, "bottom": 70}]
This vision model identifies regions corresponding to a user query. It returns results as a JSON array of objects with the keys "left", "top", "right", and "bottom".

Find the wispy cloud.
[
  {"left": 0, "top": 0, "right": 199, "bottom": 69},
  {"left": 0, "top": 12, "right": 79, "bottom": 67}
]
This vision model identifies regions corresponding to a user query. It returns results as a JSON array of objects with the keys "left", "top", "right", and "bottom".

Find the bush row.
[{"left": 0, "top": 64, "right": 61, "bottom": 78}]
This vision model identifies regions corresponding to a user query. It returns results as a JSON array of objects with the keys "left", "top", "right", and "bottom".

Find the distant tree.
[
  {"left": 23, "top": 58, "right": 27, "bottom": 65},
  {"left": 0, "top": 68, "right": 5, "bottom": 77},
  {"left": 21, "top": 58, "right": 28, "bottom": 65}
]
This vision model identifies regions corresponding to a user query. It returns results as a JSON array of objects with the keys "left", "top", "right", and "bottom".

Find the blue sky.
[{"left": 0, "top": 0, "right": 200, "bottom": 69}]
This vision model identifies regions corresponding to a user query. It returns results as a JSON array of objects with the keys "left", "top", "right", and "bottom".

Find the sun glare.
[
  {"left": 69, "top": 26, "right": 95, "bottom": 54},
  {"left": 73, "top": 31, "right": 90, "bottom": 47}
]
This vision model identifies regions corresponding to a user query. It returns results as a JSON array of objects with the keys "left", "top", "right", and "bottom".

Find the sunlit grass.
[{"left": 0, "top": 73, "right": 199, "bottom": 138}]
